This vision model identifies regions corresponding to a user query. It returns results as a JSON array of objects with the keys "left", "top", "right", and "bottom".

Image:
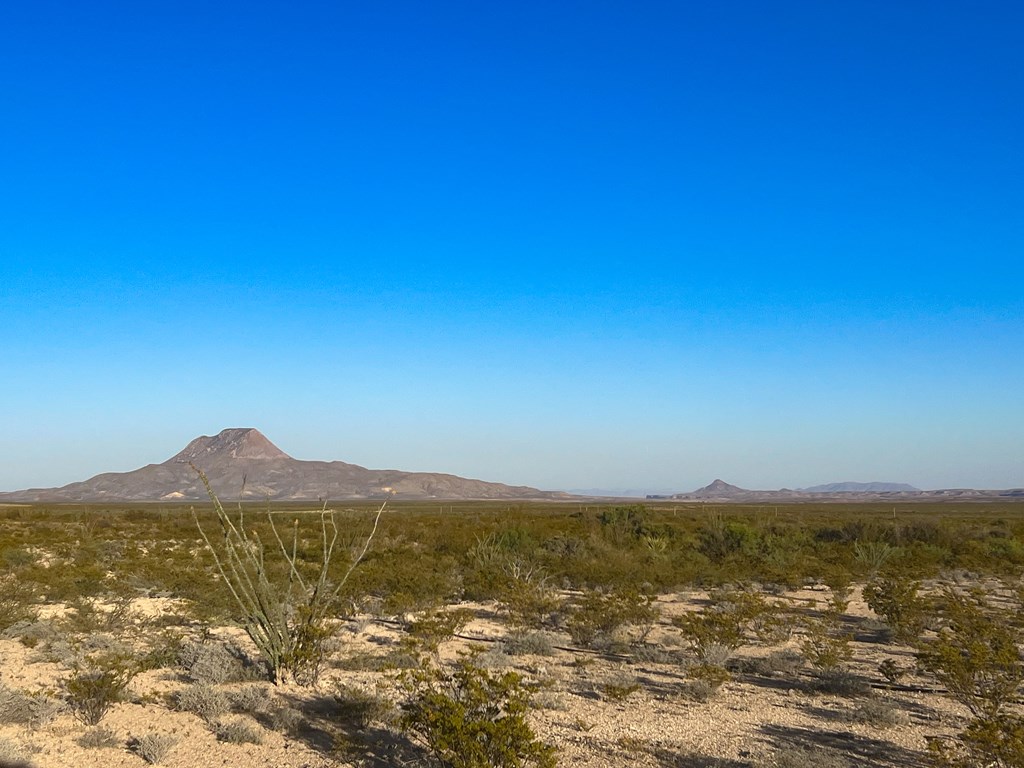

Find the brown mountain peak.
[
  {"left": 695, "top": 479, "right": 746, "bottom": 494},
  {"left": 168, "top": 428, "right": 290, "bottom": 463}
]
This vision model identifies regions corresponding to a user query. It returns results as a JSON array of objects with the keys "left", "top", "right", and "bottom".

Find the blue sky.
[{"left": 2, "top": 1, "right": 1022, "bottom": 492}]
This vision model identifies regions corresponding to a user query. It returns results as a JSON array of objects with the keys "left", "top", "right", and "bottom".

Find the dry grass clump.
[
  {"left": 770, "top": 745, "right": 848, "bottom": 768},
  {"left": 77, "top": 726, "right": 120, "bottom": 749},
  {"left": 215, "top": 719, "right": 264, "bottom": 744},
  {"left": 0, "top": 685, "right": 63, "bottom": 729},
  {"left": 130, "top": 732, "right": 178, "bottom": 764},
  {"left": 175, "top": 683, "right": 231, "bottom": 722},
  {"left": 178, "top": 640, "right": 258, "bottom": 684},
  {"left": 849, "top": 697, "right": 911, "bottom": 728},
  {"left": 679, "top": 678, "right": 717, "bottom": 703},
  {"left": 600, "top": 669, "right": 640, "bottom": 703},
  {"left": 809, "top": 668, "right": 873, "bottom": 698},
  {"left": 334, "top": 683, "right": 397, "bottom": 728},
  {"left": 230, "top": 684, "right": 274, "bottom": 716},
  {"left": 503, "top": 630, "right": 557, "bottom": 657},
  {"left": 0, "top": 736, "right": 34, "bottom": 767},
  {"left": 263, "top": 703, "right": 304, "bottom": 734}
]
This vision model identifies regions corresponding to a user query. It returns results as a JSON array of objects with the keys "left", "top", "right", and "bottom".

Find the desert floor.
[{"left": 0, "top": 584, "right": 969, "bottom": 768}]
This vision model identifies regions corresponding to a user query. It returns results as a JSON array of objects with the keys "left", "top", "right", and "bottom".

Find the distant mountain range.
[
  {"left": 647, "top": 478, "right": 1024, "bottom": 502},
  {"left": 800, "top": 482, "right": 920, "bottom": 493},
  {"left": 0, "top": 428, "right": 571, "bottom": 502},
  {"left": 1, "top": 431, "right": 1020, "bottom": 503}
]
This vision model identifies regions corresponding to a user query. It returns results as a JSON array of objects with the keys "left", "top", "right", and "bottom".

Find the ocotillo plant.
[{"left": 191, "top": 465, "right": 383, "bottom": 685}]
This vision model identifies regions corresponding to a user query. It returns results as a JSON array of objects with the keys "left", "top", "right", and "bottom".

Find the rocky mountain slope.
[{"left": 0, "top": 428, "right": 569, "bottom": 502}]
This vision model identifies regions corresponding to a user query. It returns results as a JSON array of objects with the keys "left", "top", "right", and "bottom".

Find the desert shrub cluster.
[{"left": 1, "top": 499, "right": 1024, "bottom": 767}]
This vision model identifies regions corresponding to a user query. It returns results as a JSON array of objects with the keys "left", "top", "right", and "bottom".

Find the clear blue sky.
[{"left": 2, "top": 1, "right": 1022, "bottom": 493}]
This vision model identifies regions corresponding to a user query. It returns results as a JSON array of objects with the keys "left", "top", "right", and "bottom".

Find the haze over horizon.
[{"left": 2, "top": 2, "right": 1022, "bottom": 493}]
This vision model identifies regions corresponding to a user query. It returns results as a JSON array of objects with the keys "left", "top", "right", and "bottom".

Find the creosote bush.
[
  {"left": 64, "top": 656, "right": 136, "bottom": 726},
  {"left": 800, "top": 616, "right": 853, "bottom": 672},
  {"left": 498, "top": 575, "right": 561, "bottom": 631},
  {"left": 917, "top": 588, "right": 1024, "bottom": 718},
  {"left": 929, "top": 713, "right": 1024, "bottom": 768},
  {"left": 0, "top": 575, "right": 37, "bottom": 631},
  {"left": 917, "top": 587, "right": 1024, "bottom": 768},
  {"left": 400, "top": 655, "right": 557, "bottom": 768},
  {"left": 863, "top": 576, "right": 927, "bottom": 644},
  {"left": 403, "top": 607, "right": 474, "bottom": 656},
  {"left": 565, "top": 587, "right": 658, "bottom": 648}
]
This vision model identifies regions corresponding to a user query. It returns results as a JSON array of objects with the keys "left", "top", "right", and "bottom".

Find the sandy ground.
[{"left": 0, "top": 587, "right": 969, "bottom": 768}]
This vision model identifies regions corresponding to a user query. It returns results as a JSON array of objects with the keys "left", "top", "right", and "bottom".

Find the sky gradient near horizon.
[{"left": 2, "top": 1, "right": 1022, "bottom": 493}]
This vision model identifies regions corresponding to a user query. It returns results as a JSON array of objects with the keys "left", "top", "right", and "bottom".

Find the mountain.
[
  {"left": 801, "top": 482, "right": 920, "bottom": 493},
  {"left": 0, "top": 428, "right": 569, "bottom": 502},
  {"left": 690, "top": 479, "right": 748, "bottom": 498},
  {"left": 648, "top": 479, "right": 1021, "bottom": 502}
]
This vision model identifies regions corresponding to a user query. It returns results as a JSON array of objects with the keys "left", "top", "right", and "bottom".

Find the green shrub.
[
  {"left": 64, "top": 656, "right": 135, "bottom": 726},
  {"left": 697, "top": 514, "right": 758, "bottom": 563},
  {"left": 929, "top": 714, "right": 1024, "bottom": 768},
  {"left": 675, "top": 587, "right": 783, "bottom": 660},
  {"left": 0, "top": 574, "right": 37, "bottom": 630},
  {"left": 800, "top": 616, "right": 853, "bottom": 672},
  {"left": 497, "top": 577, "right": 560, "bottom": 631},
  {"left": 863, "top": 576, "right": 927, "bottom": 643},
  {"left": 565, "top": 587, "right": 658, "bottom": 647},
  {"left": 404, "top": 607, "right": 474, "bottom": 656},
  {"left": 917, "top": 588, "right": 1024, "bottom": 718},
  {"left": 400, "top": 657, "right": 557, "bottom": 768}
]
